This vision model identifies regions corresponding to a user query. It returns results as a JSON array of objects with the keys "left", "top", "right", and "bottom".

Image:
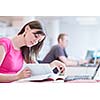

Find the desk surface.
[
  {"left": 65, "top": 78, "right": 100, "bottom": 83},
  {"left": 14, "top": 79, "right": 100, "bottom": 83},
  {"left": 14, "top": 65, "right": 100, "bottom": 83}
]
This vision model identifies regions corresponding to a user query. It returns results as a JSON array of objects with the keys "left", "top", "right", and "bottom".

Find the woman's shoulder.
[
  {"left": 0, "top": 37, "right": 11, "bottom": 42},
  {"left": 0, "top": 37, "right": 12, "bottom": 51}
]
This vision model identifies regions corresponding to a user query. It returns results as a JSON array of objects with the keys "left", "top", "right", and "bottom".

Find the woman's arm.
[
  {"left": 0, "top": 67, "right": 32, "bottom": 83},
  {"left": 0, "top": 73, "right": 19, "bottom": 83},
  {"left": 0, "top": 45, "right": 17, "bottom": 82},
  {"left": 0, "top": 45, "right": 32, "bottom": 83},
  {"left": 0, "top": 45, "right": 6, "bottom": 66}
]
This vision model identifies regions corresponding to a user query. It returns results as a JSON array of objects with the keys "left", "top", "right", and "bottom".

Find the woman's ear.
[{"left": 25, "top": 25, "right": 30, "bottom": 32}]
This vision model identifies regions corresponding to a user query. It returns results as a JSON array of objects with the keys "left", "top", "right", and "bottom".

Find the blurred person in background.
[{"left": 43, "top": 33, "right": 87, "bottom": 66}]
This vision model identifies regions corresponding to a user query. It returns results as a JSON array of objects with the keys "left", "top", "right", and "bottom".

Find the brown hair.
[
  {"left": 18, "top": 20, "right": 46, "bottom": 63},
  {"left": 57, "top": 33, "right": 67, "bottom": 42}
]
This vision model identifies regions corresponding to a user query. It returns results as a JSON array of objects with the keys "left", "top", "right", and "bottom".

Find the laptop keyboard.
[
  {"left": 80, "top": 63, "right": 96, "bottom": 67},
  {"left": 65, "top": 75, "right": 91, "bottom": 81}
]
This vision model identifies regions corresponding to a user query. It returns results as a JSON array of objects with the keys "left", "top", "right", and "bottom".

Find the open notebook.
[
  {"left": 64, "top": 63, "right": 100, "bottom": 82},
  {"left": 16, "top": 63, "right": 64, "bottom": 82}
]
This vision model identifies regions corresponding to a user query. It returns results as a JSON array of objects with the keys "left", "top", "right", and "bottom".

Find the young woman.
[{"left": 0, "top": 20, "right": 65, "bottom": 83}]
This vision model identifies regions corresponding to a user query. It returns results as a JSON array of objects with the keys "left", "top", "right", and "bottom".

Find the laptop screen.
[
  {"left": 85, "top": 50, "right": 94, "bottom": 59},
  {"left": 85, "top": 50, "right": 100, "bottom": 64},
  {"left": 85, "top": 50, "right": 95, "bottom": 64}
]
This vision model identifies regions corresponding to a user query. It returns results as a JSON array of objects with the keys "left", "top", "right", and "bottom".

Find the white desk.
[{"left": 14, "top": 65, "right": 100, "bottom": 83}]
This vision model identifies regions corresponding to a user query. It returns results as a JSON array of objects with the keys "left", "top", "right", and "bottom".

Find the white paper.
[{"left": 24, "top": 63, "right": 52, "bottom": 76}]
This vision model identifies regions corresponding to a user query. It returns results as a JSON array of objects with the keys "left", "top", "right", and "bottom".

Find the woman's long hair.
[{"left": 18, "top": 21, "right": 46, "bottom": 63}]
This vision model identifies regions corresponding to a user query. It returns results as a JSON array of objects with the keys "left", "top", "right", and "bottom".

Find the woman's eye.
[{"left": 34, "top": 34, "right": 39, "bottom": 38}]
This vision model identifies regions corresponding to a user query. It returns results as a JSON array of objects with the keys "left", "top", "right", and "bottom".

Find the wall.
[
  {"left": 1, "top": 16, "right": 100, "bottom": 61},
  {"left": 37, "top": 17, "right": 100, "bottom": 60},
  {"left": 60, "top": 22, "right": 90, "bottom": 59}
]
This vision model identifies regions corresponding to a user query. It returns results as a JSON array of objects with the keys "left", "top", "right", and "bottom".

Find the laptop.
[
  {"left": 64, "top": 63, "right": 100, "bottom": 81},
  {"left": 80, "top": 50, "right": 97, "bottom": 67}
]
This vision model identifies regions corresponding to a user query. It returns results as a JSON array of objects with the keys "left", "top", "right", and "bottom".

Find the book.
[{"left": 16, "top": 63, "right": 65, "bottom": 82}]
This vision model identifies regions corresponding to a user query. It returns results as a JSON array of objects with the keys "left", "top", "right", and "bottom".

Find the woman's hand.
[
  {"left": 50, "top": 60, "right": 66, "bottom": 74},
  {"left": 17, "top": 67, "right": 32, "bottom": 80}
]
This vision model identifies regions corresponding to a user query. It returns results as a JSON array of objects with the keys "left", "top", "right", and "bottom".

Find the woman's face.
[{"left": 24, "top": 26, "right": 45, "bottom": 47}]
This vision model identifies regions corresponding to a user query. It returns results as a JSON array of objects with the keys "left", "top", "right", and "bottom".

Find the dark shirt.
[{"left": 43, "top": 45, "right": 68, "bottom": 63}]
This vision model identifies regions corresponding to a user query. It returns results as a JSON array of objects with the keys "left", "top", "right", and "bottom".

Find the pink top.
[{"left": 0, "top": 38, "right": 23, "bottom": 74}]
